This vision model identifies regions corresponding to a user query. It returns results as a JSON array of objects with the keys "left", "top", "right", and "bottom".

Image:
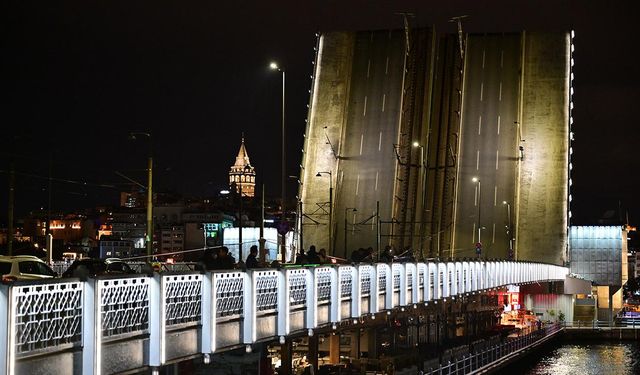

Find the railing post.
[
  {"left": 306, "top": 268, "right": 316, "bottom": 329},
  {"left": 148, "top": 274, "right": 163, "bottom": 367},
  {"left": 242, "top": 271, "right": 254, "bottom": 344},
  {"left": 0, "top": 284, "right": 9, "bottom": 375},
  {"left": 277, "top": 269, "right": 287, "bottom": 337},
  {"left": 370, "top": 266, "right": 379, "bottom": 314},
  {"left": 82, "top": 279, "right": 98, "bottom": 375},
  {"left": 385, "top": 264, "right": 393, "bottom": 309},
  {"left": 351, "top": 267, "right": 360, "bottom": 318},
  {"left": 329, "top": 267, "right": 339, "bottom": 322},
  {"left": 201, "top": 272, "right": 213, "bottom": 354}
]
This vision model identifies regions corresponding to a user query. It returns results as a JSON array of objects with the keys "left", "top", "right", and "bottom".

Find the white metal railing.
[
  {"left": 0, "top": 260, "right": 569, "bottom": 375},
  {"left": 563, "top": 320, "right": 640, "bottom": 329},
  {"left": 422, "top": 324, "right": 563, "bottom": 375}
]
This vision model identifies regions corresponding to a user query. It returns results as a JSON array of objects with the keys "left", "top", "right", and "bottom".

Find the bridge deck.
[{"left": 0, "top": 260, "right": 567, "bottom": 374}]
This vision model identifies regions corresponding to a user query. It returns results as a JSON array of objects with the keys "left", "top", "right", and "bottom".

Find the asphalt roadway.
[
  {"left": 332, "top": 30, "right": 405, "bottom": 258},
  {"left": 453, "top": 33, "right": 521, "bottom": 258}
]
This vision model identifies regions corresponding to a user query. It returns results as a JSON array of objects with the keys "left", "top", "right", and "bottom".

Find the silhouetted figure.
[
  {"left": 318, "top": 248, "right": 328, "bottom": 264},
  {"left": 379, "top": 245, "right": 394, "bottom": 263},
  {"left": 214, "top": 246, "right": 236, "bottom": 270},
  {"left": 246, "top": 245, "right": 259, "bottom": 269},
  {"left": 295, "top": 249, "right": 308, "bottom": 265},
  {"left": 351, "top": 248, "right": 365, "bottom": 263},
  {"left": 202, "top": 248, "right": 218, "bottom": 270},
  {"left": 361, "top": 247, "right": 374, "bottom": 262},
  {"left": 307, "top": 245, "right": 320, "bottom": 264}
]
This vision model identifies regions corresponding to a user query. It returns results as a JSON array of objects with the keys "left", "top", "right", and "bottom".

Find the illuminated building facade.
[
  {"left": 229, "top": 137, "right": 256, "bottom": 197},
  {"left": 23, "top": 214, "right": 93, "bottom": 244},
  {"left": 159, "top": 225, "right": 184, "bottom": 256}
]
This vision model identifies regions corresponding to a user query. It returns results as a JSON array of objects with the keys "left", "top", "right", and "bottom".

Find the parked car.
[
  {"left": 0, "top": 255, "right": 57, "bottom": 281},
  {"left": 61, "top": 258, "right": 136, "bottom": 278}
]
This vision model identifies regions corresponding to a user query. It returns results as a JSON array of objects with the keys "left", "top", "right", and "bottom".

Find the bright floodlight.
[
  {"left": 412, "top": 141, "right": 420, "bottom": 147},
  {"left": 503, "top": 201, "right": 508, "bottom": 205},
  {"left": 472, "top": 177, "right": 479, "bottom": 183},
  {"left": 269, "top": 62, "right": 279, "bottom": 70}
]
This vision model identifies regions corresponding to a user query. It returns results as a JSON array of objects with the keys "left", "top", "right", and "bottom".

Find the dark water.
[{"left": 504, "top": 341, "right": 640, "bottom": 374}]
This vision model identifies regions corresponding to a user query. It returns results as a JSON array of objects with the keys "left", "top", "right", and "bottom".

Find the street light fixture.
[
  {"left": 270, "top": 61, "right": 286, "bottom": 262},
  {"left": 472, "top": 177, "right": 481, "bottom": 245},
  {"left": 503, "top": 201, "right": 514, "bottom": 258},
  {"left": 129, "top": 131, "right": 153, "bottom": 260},
  {"left": 344, "top": 207, "right": 357, "bottom": 257},
  {"left": 316, "top": 171, "right": 333, "bottom": 253},
  {"left": 413, "top": 141, "right": 425, "bottom": 258}
]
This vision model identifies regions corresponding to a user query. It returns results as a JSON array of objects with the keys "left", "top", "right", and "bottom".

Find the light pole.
[
  {"left": 472, "top": 177, "right": 481, "bottom": 245},
  {"left": 344, "top": 208, "right": 357, "bottom": 258},
  {"left": 270, "top": 61, "right": 286, "bottom": 263},
  {"left": 316, "top": 171, "right": 333, "bottom": 253},
  {"left": 412, "top": 141, "right": 425, "bottom": 258},
  {"left": 129, "top": 131, "right": 153, "bottom": 260},
  {"left": 503, "top": 201, "right": 513, "bottom": 258},
  {"left": 289, "top": 175, "right": 303, "bottom": 255}
]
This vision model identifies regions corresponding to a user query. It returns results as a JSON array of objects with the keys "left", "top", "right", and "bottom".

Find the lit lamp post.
[
  {"left": 270, "top": 61, "right": 287, "bottom": 263},
  {"left": 316, "top": 171, "right": 333, "bottom": 253},
  {"left": 412, "top": 141, "right": 425, "bottom": 258},
  {"left": 472, "top": 177, "right": 481, "bottom": 251},
  {"left": 344, "top": 207, "right": 357, "bottom": 258},
  {"left": 503, "top": 201, "right": 513, "bottom": 258},
  {"left": 129, "top": 131, "right": 153, "bottom": 260}
]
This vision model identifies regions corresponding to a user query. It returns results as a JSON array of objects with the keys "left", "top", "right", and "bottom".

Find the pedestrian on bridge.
[
  {"left": 246, "top": 245, "right": 259, "bottom": 269},
  {"left": 306, "top": 245, "right": 321, "bottom": 264},
  {"left": 295, "top": 248, "right": 308, "bottom": 265},
  {"left": 212, "top": 246, "right": 236, "bottom": 270}
]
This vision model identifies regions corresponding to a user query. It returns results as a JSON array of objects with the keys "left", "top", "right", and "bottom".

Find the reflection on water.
[{"left": 510, "top": 342, "right": 640, "bottom": 375}]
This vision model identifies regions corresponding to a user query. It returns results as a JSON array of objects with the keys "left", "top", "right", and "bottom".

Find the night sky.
[{"left": 3, "top": 1, "right": 638, "bottom": 227}]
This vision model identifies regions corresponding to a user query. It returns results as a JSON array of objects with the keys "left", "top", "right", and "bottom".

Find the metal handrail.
[
  {"left": 421, "top": 324, "right": 563, "bottom": 375},
  {"left": 563, "top": 320, "right": 640, "bottom": 329}
]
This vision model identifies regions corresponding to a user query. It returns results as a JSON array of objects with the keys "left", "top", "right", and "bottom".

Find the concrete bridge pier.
[
  {"left": 367, "top": 328, "right": 378, "bottom": 360},
  {"left": 308, "top": 334, "right": 319, "bottom": 372},
  {"left": 279, "top": 338, "right": 293, "bottom": 375},
  {"left": 350, "top": 330, "right": 361, "bottom": 360},
  {"left": 329, "top": 333, "right": 340, "bottom": 364}
]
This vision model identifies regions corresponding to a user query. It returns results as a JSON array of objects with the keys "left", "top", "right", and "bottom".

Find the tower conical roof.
[{"left": 234, "top": 137, "right": 251, "bottom": 167}]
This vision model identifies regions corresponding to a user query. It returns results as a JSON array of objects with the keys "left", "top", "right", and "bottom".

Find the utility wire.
[{"left": 0, "top": 169, "right": 118, "bottom": 189}]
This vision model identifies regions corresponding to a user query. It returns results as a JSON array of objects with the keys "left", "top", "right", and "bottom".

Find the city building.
[
  {"left": 229, "top": 136, "right": 256, "bottom": 197},
  {"left": 23, "top": 213, "right": 94, "bottom": 244},
  {"left": 98, "top": 238, "right": 135, "bottom": 258},
  {"left": 0, "top": 227, "right": 31, "bottom": 245},
  {"left": 158, "top": 225, "right": 184, "bottom": 257},
  {"left": 110, "top": 209, "right": 147, "bottom": 249},
  {"left": 183, "top": 212, "right": 234, "bottom": 260},
  {"left": 570, "top": 225, "right": 629, "bottom": 321},
  {"left": 120, "top": 191, "right": 145, "bottom": 208}
]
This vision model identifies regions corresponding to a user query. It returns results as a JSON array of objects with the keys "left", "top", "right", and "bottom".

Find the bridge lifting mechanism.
[{"left": 449, "top": 15, "right": 468, "bottom": 61}]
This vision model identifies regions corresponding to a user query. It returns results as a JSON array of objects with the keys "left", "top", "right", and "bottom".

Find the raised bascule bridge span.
[{"left": 298, "top": 27, "right": 572, "bottom": 266}]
